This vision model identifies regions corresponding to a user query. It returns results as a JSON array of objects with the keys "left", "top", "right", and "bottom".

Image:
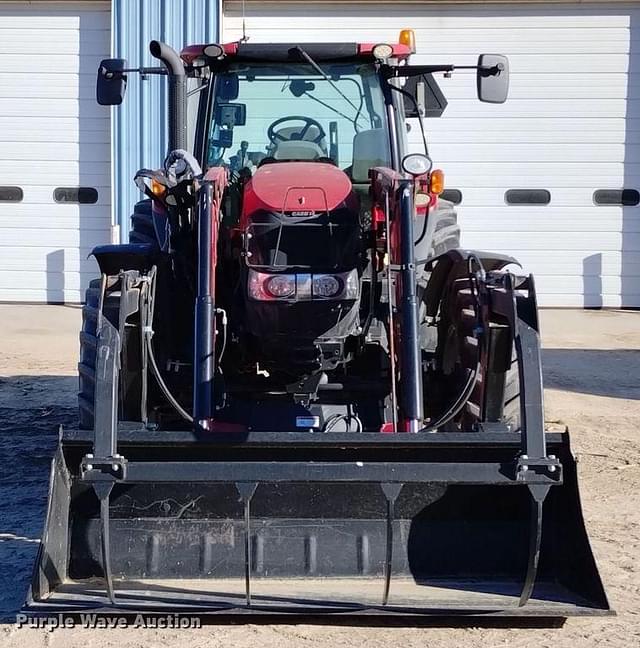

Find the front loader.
[{"left": 26, "top": 32, "right": 610, "bottom": 619}]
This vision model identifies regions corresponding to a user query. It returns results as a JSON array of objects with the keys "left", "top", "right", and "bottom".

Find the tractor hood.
[{"left": 240, "top": 162, "right": 358, "bottom": 227}]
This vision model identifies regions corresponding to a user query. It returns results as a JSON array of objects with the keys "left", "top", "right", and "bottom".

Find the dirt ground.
[{"left": 0, "top": 305, "right": 638, "bottom": 647}]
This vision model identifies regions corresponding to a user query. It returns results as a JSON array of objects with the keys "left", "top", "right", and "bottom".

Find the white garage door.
[
  {"left": 223, "top": 1, "right": 640, "bottom": 307},
  {"left": 0, "top": 1, "right": 111, "bottom": 302}
]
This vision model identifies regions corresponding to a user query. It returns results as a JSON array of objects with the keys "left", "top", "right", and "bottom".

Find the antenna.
[{"left": 241, "top": 0, "right": 249, "bottom": 42}]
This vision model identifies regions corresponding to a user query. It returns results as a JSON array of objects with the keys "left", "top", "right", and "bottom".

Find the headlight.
[
  {"left": 312, "top": 275, "right": 341, "bottom": 298},
  {"left": 248, "top": 270, "right": 359, "bottom": 301},
  {"left": 265, "top": 275, "right": 296, "bottom": 298},
  {"left": 248, "top": 271, "right": 296, "bottom": 300}
]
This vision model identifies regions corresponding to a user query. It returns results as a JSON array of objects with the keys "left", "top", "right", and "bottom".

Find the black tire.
[
  {"left": 424, "top": 274, "right": 521, "bottom": 430},
  {"left": 129, "top": 199, "right": 158, "bottom": 247},
  {"left": 416, "top": 199, "right": 460, "bottom": 295},
  {"left": 78, "top": 279, "right": 143, "bottom": 429},
  {"left": 428, "top": 199, "right": 460, "bottom": 259},
  {"left": 78, "top": 279, "right": 119, "bottom": 429}
]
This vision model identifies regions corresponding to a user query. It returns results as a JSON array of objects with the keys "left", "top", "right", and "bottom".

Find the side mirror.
[
  {"left": 218, "top": 74, "right": 240, "bottom": 101},
  {"left": 96, "top": 58, "right": 128, "bottom": 105},
  {"left": 477, "top": 54, "right": 509, "bottom": 104},
  {"left": 215, "top": 102, "right": 247, "bottom": 127}
]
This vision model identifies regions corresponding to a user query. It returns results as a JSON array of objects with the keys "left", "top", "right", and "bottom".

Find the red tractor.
[{"left": 27, "top": 33, "right": 609, "bottom": 619}]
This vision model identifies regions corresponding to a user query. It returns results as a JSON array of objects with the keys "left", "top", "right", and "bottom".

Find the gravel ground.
[{"left": 0, "top": 305, "right": 638, "bottom": 647}]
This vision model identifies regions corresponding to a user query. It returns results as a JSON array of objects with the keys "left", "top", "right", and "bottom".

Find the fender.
[
  {"left": 91, "top": 243, "right": 156, "bottom": 276},
  {"left": 423, "top": 248, "right": 520, "bottom": 318}
]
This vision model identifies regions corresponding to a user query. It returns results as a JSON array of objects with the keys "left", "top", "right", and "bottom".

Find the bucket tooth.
[
  {"left": 235, "top": 482, "right": 258, "bottom": 606},
  {"left": 93, "top": 481, "right": 116, "bottom": 605},
  {"left": 381, "top": 483, "right": 403, "bottom": 606},
  {"left": 519, "top": 484, "right": 551, "bottom": 607}
]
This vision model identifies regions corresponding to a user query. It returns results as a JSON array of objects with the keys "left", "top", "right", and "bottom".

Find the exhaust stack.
[{"left": 149, "top": 40, "right": 187, "bottom": 153}]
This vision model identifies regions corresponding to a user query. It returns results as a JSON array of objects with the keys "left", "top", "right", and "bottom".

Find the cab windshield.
[{"left": 206, "top": 61, "right": 391, "bottom": 182}]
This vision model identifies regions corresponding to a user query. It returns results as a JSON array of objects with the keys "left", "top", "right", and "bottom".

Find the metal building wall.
[{"left": 112, "top": 0, "right": 218, "bottom": 238}]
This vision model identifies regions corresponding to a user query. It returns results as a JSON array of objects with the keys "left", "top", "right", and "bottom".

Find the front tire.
[{"left": 78, "top": 278, "right": 143, "bottom": 429}]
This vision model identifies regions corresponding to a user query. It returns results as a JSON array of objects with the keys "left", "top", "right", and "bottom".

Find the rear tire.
[{"left": 428, "top": 199, "right": 460, "bottom": 260}]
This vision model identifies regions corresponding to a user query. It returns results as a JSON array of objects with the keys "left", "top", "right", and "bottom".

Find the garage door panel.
[
  {"left": 495, "top": 250, "right": 638, "bottom": 275},
  {"left": 412, "top": 124, "right": 630, "bottom": 145},
  {"left": 459, "top": 209, "right": 630, "bottom": 232},
  {"left": 465, "top": 232, "right": 639, "bottom": 252},
  {"left": 0, "top": 2, "right": 110, "bottom": 303},
  {"left": 426, "top": 144, "right": 628, "bottom": 164},
  {"left": 0, "top": 246, "right": 97, "bottom": 272},
  {"left": 0, "top": 270, "right": 100, "bottom": 292},
  {"left": 0, "top": 214, "right": 111, "bottom": 231},
  {"left": 423, "top": 98, "right": 630, "bottom": 118},
  {"left": 0, "top": 74, "right": 106, "bottom": 101},
  {"left": 0, "top": 116, "right": 108, "bottom": 134},
  {"left": 0, "top": 228, "right": 109, "bottom": 249},
  {"left": 0, "top": 98, "right": 109, "bottom": 119},
  {"left": 440, "top": 162, "right": 630, "bottom": 175},
  {"left": 0, "top": 161, "right": 109, "bottom": 184},
  {"left": 224, "top": 3, "right": 633, "bottom": 28},
  {"left": 0, "top": 54, "right": 106, "bottom": 75},
  {"left": 3, "top": 142, "right": 111, "bottom": 163},
  {"left": 0, "top": 29, "right": 109, "bottom": 55},
  {"left": 423, "top": 74, "right": 632, "bottom": 100},
  {"left": 0, "top": 287, "right": 85, "bottom": 303},
  {"left": 443, "top": 174, "right": 637, "bottom": 189},
  {"left": 0, "top": 6, "right": 109, "bottom": 29}
]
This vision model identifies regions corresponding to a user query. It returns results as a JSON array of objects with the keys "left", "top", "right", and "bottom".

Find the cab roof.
[{"left": 180, "top": 42, "right": 412, "bottom": 65}]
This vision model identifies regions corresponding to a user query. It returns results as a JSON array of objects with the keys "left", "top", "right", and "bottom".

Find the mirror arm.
[
  {"left": 385, "top": 64, "right": 504, "bottom": 78},
  {"left": 122, "top": 66, "right": 167, "bottom": 75},
  {"left": 100, "top": 67, "right": 167, "bottom": 82}
]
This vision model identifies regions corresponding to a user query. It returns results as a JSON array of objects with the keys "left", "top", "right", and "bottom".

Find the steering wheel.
[{"left": 267, "top": 116, "right": 326, "bottom": 145}]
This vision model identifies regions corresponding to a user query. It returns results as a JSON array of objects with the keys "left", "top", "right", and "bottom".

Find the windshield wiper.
[{"left": 294, "top": 46, "right": 364, "bottom": 130}]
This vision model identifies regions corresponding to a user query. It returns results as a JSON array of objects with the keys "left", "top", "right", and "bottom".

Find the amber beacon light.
[{"left": 399, "top": 29, "right": 416, "bottom": 52}]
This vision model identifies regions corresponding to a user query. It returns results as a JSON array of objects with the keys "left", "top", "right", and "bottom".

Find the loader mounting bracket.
[
  {"left": 80, "top": 455, "right": 128, "bottom": 482},
  {"left": 516, "top": 455, "right": 561, "bottom": 483}
]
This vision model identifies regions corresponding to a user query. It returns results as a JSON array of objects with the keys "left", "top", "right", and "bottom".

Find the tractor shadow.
[
  {"left": 542, "top": 348, "right": 640, "bottom": 400},
  {"left": 0, "top": 375, "right": 76, "bottom": 621}
]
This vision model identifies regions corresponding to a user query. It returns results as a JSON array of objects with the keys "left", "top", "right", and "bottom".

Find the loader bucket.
[{"left": 27, "top": 427, "right": 611, "bottom": 619}]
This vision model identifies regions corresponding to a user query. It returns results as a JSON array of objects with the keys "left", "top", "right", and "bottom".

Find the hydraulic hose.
[
  {"left": 142, "top": 268, "right": 193, "bottom": 424},
  {"left": 146, "top": 332, "right": 193, "bottom": 423},
  {"left": 420, "top": 362, "right": 481, "bottom": 432}
]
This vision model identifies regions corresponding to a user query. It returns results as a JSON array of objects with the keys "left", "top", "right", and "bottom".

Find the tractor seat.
[
  {"left": 271, "top": 125, "right": 328, "bottom": 161},
  {"left": 273, "top": 140, "right": 326, "bottom": 160}
]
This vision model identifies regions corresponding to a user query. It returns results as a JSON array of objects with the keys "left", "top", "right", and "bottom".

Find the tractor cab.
[
  {"left": 204, "top": 56, "right": 392, "bottom": 181},
  {"left": 196, "top": 42, "right": 405, "bottom": 232}
]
